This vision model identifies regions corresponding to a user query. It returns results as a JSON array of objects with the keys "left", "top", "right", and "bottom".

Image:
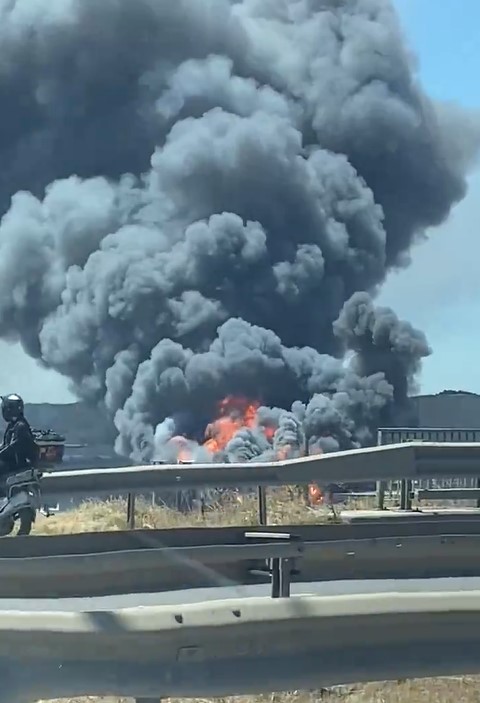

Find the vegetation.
[{"left": 37, "top": 678, "right": 480, "bottom": 703}]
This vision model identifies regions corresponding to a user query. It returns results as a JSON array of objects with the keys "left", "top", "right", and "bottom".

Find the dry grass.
[
  {"left": 31, "top": 491, "right": 464, "bottom": 537},
  {"left": 31, "top": 488, "right": 338, "bottom": 535},
  {"left": 33, "top": 492, "right": 479, "bottom": 701},
  {"left": 37, "top": 678, "right": 480, "bottom": 703}
]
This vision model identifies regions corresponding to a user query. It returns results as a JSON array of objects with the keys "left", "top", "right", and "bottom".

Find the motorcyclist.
[{"left": 0, "top": 394, "right": 38, "bottom": 480}]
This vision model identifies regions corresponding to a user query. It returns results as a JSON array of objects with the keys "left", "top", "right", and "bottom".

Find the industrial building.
[{"left": 411, "top": 390, "right": 480, "bottom": 429}]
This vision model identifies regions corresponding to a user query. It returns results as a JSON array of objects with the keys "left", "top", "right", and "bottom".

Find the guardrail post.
[
  {"left": 270, "top": 557, "right": 280, "bottom": 596},
  {"left": 257, "top": 486, "right": 267, "bottom": 525},
  {"left": 127, "top": 492, "right": 136, "bottom": 529},
  {"left": 376, "top": 481, "right": 386, "bottom": 510},
  {"left": 270, "top": 557, "right": 292, "bottom": 598},
  {"left": 400, "top": 479, "right": 413, "bottom": 511},
  {"left": 245, "top": 531, "right": 301, "bottom": 598}
]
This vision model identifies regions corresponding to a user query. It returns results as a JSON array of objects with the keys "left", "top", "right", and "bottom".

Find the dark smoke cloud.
[
  {"left": 0, "top": 0, "right": 477, "bottom": 459},
  {"left": 225, "top": 428, "right": 272, "bottom": 462},
  {"left": 334, "top": 291, "right": 431, "bottom": 404}
]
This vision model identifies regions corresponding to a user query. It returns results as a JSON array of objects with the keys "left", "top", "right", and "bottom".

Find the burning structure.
[
  {"left": 154, "top": 395, "right": 304, "bottom": 463},
  {"left": 0, "top": 0, "right": 477, "bottom": 465}
]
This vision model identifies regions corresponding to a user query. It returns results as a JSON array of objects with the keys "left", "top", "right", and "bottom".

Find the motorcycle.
[{"left": 0, "top": 467, "right": 43, "bottom": 537}]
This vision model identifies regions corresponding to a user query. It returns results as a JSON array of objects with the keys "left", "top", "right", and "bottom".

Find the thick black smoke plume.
[{"left": 0, "top": 0, "right": 477, "bottom": 460}]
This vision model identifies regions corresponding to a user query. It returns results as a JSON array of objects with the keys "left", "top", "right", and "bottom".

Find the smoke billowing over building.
[{"left": 0, "top": 0, "right": 478, "bottom": 461}]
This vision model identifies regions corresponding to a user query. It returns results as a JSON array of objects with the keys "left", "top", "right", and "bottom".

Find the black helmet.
[{"left": 1, "top": 394, "right": 24, "bottom": 423}]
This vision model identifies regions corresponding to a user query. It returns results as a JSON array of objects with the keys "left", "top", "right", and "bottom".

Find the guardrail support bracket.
[
  {"left": 400, "top": 479, "right": 413, "bottom": 511},
  {"left": 271, "top": 556, "right": 293, "bottom": 598},
  {"left": 245, "top": 531, "right": 302, "bottom": 599},
  {"left": 376, "top": 480, "right": 386, "bottom": 510}
]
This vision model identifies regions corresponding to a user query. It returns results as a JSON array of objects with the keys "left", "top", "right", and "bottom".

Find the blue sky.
[
  {"left": 0, "top": 0, "right": 479, "bottom": 402},
  {"left": 393, "top": 0, "right": 480, "bottom": 109},
  {"left": 380, "top": 0, "right": 480, "bottom": 393}
]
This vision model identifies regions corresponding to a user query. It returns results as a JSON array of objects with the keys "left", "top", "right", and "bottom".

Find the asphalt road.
[{"left": 2, "top": 576, "right": 480, "bottom": 611}]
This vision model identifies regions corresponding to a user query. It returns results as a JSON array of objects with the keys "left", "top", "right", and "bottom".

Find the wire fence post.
[
  {"left": 376, "top": 429, "right": 387, "bottom": 510},
  {"left": 257, "top": 486, "right": 267, "bottom": 525},
  {"left": 127, "top": 492, "right": 136, "bottom": 529}
]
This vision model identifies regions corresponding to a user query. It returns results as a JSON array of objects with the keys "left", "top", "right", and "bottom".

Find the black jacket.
[{"left": 0, "top": 417, "right": 38, "bottom": 472}]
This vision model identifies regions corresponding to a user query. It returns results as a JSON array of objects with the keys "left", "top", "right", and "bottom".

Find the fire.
[
  {"left": 203, "top": 395, "right": 260, "bottom": 454},
  {"left": 307, "top": 444, "right": 324, "bottom": 505},
  {"left": 201, "top": 396, "right": 320, "bottom": 507},
  {"left": 178, "top": 448, "right": 193, "bottom": 463},
  {"left": 263, "top": 425, "right": 276, "bottom": 442},
  {"left": 160, "top": 394, "right": 328, "bottom": 510},
  {"left": 169, "top": 435, "right": 193, "bottom": 463}
]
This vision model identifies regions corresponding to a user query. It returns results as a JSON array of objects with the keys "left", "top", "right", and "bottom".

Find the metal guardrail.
[
  {"left": 5, "top": 519, "right": 480, "bottom": 598},
  {"left": 39, "top": 440, "right": 480, "bottom": 525},
  {"left": 41, "top": 442, "right": 480, "bottom": 497},
  {"left": 377, "top": 427, "right": 480, "bottom": 444},
  {"left": 5, "top": 591, "right": 480, "bottom": 699},
  {"left": 0, "top": 533, "right": 304, "bottom": 600},
  {"left": 3, "top": 515, "right": 480, "bottom": 696},
  {"left": 417, "top": 488, "right": 480, "bottom": 501},
  {"left": 3, "top": 435, "right": 480, "bottom": 699},
  {"left": 42, "top": 444, "right": 405, "bottom": 497},
  {"left": 376, "top": 428, "right": 480, "bottom": 510}
]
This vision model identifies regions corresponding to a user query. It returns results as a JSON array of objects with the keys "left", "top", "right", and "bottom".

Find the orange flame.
[
  {"left": 263, "top": 425, "right": 276, "bottom": 442},
  {"left": 159, "top": 401, "right": 331, "bottom": 493},
  {"left": 309, "top": 484, "right": 324, "bottom": 504},
  {"left": 307, "top": 444, "right": 324, "bottom": 505},
  {"left": 169, "top": 435, "right": 193, "bottom": 462},
  {"left": 203, "top": 395, "right": 260, "bottom": 454},
  {"left": 198, "top": 396, "right": 325, "bottom": 508}
]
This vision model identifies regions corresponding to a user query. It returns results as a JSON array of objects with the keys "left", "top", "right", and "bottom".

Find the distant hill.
[
  {"left": 9, "top": 391, "right": 480, "bottom": 455},
  {"left": 22, "top": 402, "right": 117, "bottom": 446},
  {"left": 22, "top": 391, "right": 480, "bottom": 441}
]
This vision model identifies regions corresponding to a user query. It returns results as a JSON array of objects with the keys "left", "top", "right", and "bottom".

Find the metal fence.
[{"left": 378, "top": 427, "right": 480, "bottom": 491}]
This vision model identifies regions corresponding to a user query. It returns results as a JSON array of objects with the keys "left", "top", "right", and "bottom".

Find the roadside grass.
[
  {"left": 38, "top": 677, "right": 480, "bottom": 703},
  {"left": 31, "top": 488, "right": 341, "bottom": 534}
]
